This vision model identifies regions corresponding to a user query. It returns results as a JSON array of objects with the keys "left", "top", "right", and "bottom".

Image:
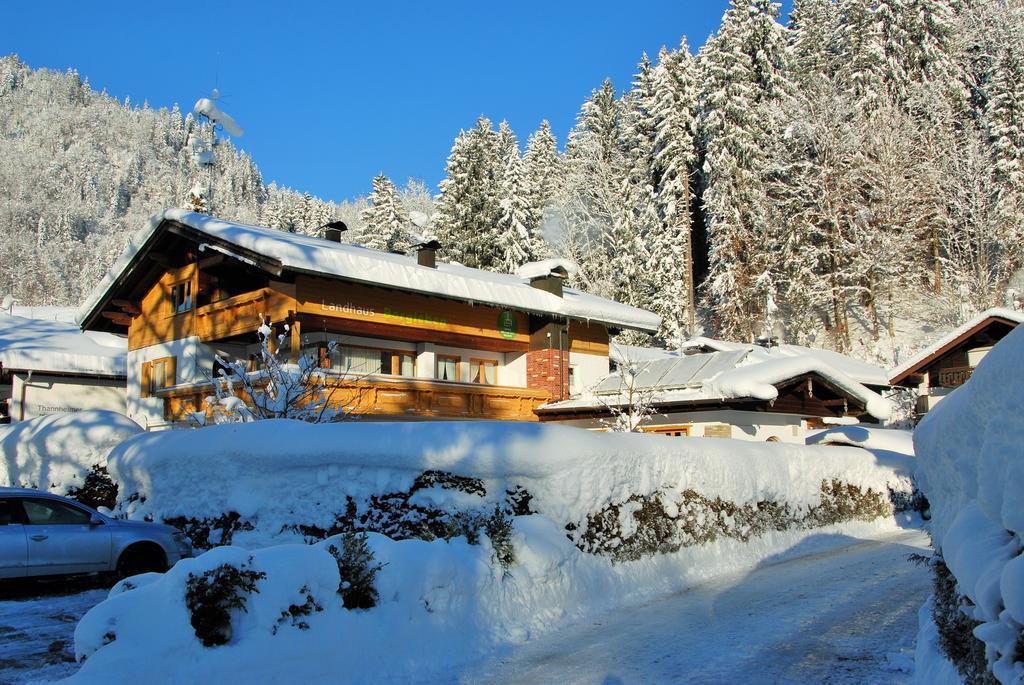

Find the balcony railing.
[
  {"left": 936, "top": 365, "right": 973, "bottom": 389},
  {"left": 159, "top": 375, "right": 550, "bottom": 423}
]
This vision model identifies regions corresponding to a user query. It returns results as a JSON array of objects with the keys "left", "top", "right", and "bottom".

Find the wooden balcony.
[
  {"left": 935, "top": 365, "right": 973, "bottom": 388},
  {"left": 160, "top": 374, "right": 550, "bottom": 424}
]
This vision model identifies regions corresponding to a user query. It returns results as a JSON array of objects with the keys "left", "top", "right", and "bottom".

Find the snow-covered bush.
[
  {"left": 185, "top": 559, "right": 266, "bottom": 647},
  {"left": 914, "top": 325, "right": 1024, "bottom": 684},
  {"left": 324, "top": 532, "right": 384, "bottom": 610},
  {"left": 0, "top": 410, "right": 141, "bottom": 504},
  {"left": 483, "top": 505, "right": 515, "bottom": 569}
]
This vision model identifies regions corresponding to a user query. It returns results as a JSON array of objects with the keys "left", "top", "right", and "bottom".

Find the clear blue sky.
[{"left": 4, "top": 1, "right": 791, "bottom": 204}]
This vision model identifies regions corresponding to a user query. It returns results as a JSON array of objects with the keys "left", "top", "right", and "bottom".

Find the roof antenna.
[{"left": 188, "top": 83, "right": 244, "bottom": 216}]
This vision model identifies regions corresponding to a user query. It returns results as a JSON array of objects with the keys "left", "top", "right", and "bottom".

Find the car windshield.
[{"left": 21, "top": 498, "right": 92, "bottom": 525}]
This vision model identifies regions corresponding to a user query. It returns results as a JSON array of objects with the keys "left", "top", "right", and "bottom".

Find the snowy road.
[
  {"left": 461, "top": 529, "right": 931, "bottom": 685},
  {"left": 0, "top": 580, "right": 108, "bottom": 685}
]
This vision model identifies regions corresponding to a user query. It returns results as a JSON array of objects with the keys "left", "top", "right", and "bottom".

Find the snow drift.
[
  {"left": 0, "top": 410, "right": 141, "bottom": 501},
  {"left": 914, "top": 324, "right": 1024, "bottom": 684},
  {"left": 67, "top": 421, "right": 918, "bottom": 683}
]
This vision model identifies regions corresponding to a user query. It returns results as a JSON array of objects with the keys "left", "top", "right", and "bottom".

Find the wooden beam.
[
  {"left": 197, "top": 254, "right": 226, "bottom": 270},
  {"left": 101, "top": 311, "right": 133, "bottom": 326},
  {"left": 290, "top": 318, "right": 301, "bottom": 363},
  {"left": 147, "top": 252, "right": 175, "bottom": 269},
  {"left": 111, "top": 299, "right": 141, "bottom": 315}
]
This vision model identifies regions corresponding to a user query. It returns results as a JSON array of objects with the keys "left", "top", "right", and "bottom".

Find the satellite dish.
[
  {"left": 409, "top": 211, "right": 430, "bottom": 229},
  {"left": 194, "top": 95, "right": 244, "bottom": 137}
]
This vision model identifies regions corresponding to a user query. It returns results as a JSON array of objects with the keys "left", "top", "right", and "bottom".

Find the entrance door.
[
  {"left": 20, "top": 498, "right": 112, "bottom": 576},
  {"left": 0, "top": 498, "right": 27, "bottom": 579}
]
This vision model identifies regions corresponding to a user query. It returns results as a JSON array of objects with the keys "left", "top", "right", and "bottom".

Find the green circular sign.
[{"left": 498, "top": 311, "right": 518, "bottom": 340}]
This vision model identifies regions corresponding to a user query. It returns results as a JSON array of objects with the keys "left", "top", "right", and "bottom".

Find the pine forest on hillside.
[{"left": 1, "top": 0, "right": 1023, "bottom": 367}]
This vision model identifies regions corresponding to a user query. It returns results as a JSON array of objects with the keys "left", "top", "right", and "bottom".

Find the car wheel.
[{"left": 116, "top": 544, "right": 167, "bottom": 579}]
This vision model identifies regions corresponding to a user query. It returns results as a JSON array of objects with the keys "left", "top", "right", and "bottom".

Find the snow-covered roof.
[
  {"left": 0, "top": 312, "right": 127, "bottom": 377},
  {"left": 608, "top": 343, "right": 681, "bottom": 366},
  {"left": 543, "top": 348, "right": 892, "bottom": 421},
  {"left": 680, "top": 337, "right": 891, "bottom": 387},
  {"left": 889, "top": 307, "right": 1024, "bottom": 384},
  {"left": 9, "top": 306, "right": 78, "bottom": 323},
  {"left": 77, "top": 209, "right": 660, "bottom": 334}
]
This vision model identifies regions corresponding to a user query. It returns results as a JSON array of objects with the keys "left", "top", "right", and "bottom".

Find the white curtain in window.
[
  {"left": 438, "top": 358, "right": 457, "bottom": 381},
  {"left": 332, "top": 346, "right": 382, "bottom": 375},
  {"left": 483, "top": 363, "right": 495, "bottom": 385}
]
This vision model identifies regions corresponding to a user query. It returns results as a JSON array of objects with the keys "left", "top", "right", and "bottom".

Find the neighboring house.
[
  {"left": 0, "top": 311, "right": 127, "bottom": 423},
  {"left": 538, "top": 342, "right": 893, "bottom": 443},
  {"left": 76, "top": 209, "right": 659, "bottom": 429},
  {"left": 676, "top": 337, "right": 892, "bottom": 393},
  {"left": 889, "top": 307, "right": 1023, "bottom": 418}
]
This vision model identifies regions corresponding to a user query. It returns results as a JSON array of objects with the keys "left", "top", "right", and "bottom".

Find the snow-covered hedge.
[
  {"left": 102, "top": 421, "right": 916, "bottom": 551},
  {"left": 62, "top": 421, "right": 919, "bottom": 683},
  {"left": 914, "top": 325, "right": 1024, "bottom": 685},
  {"left": 0, "top": 410, "right": 141, "bottom": 508}
]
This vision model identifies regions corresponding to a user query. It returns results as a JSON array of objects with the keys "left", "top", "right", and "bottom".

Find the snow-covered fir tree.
[
  {"left": 361, "top": 173, "right": 412, "bottom": 253},
  {"left": 495, "top": 152, "right": 535, "bottom": 272},
  {"left": 522, "top": 120, "right": 559, "bottom": 254},
  {"left": 649, "top": 40, "right": 700, "bottom": 345},
  {"left": 557, "top": 79, "right": 630, "bottom": 297},
  {"left": 698, "top": 0, "right": 794, "bottom": 341},
  {"left": 433, "top": 116, "right": 504, "bottom": 270}
]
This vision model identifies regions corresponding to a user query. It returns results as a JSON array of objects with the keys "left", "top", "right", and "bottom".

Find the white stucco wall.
[
  {"left": 10, "top": 373, "right": 126, "bottom": 423},
  {"left": 568, "top": 352, "right": 610, "bottom": 397}
]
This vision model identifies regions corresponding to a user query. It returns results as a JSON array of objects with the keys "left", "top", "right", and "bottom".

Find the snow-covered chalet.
[
  {"left": 537, "top": 338, "right": 894, "bottom": 443},
  {"left": 76, "top": 209, "right": 660, "bottom": 429}
]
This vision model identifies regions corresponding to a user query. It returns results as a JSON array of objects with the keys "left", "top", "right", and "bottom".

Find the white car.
[{"left": 0, "top": 488, "right": 192, "bottom": 580}]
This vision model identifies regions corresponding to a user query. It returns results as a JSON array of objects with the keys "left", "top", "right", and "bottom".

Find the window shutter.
[{"left": 140, "top": 361, "right": 153, "bottom": 398}]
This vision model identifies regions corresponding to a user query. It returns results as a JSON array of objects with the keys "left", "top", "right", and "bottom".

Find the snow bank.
[
  {"left": 0, "top": 410, "right": 141, "bottom": 495},
  {"left": 914, "top": 325, "right": 1024, "bottom": 684},
  {"left": 57, "top": 421, "right": 922, "bottom": 683},
  {"left": 912, "top": 599, "right": 966, "bottom": 685},
  {"left": 103, "top": 421, "right": 914, "bottom": 549}
]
